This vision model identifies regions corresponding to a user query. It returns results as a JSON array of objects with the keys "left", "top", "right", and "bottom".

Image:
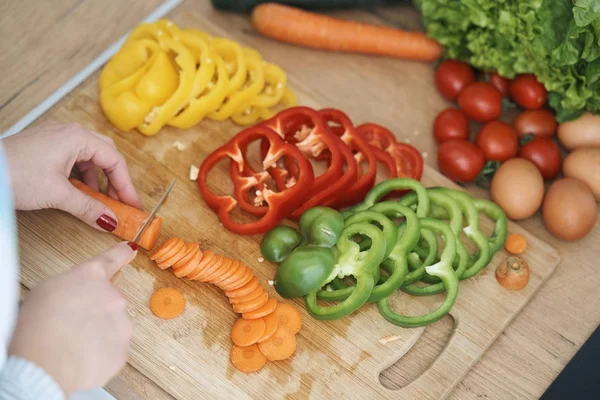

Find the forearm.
[{"left": 0, "top": 356, "right": 64, "bottom": 400}]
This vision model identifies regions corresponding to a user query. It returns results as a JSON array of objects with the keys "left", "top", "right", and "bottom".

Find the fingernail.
[
  {"left": 127, "top": 242, "right": 138, "bottom": 251},
  {"left": 96, "top": 214, "right": 117, "bottom": 232}
]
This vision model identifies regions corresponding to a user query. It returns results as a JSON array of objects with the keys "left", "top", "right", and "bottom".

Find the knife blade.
[{"left": 132, "top": 179, "right": 176, "bottom": 244}]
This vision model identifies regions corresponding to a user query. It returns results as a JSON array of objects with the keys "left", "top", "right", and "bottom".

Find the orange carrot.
[
  {"left": 232, "top": 291, "right": 269, "bottom": 314},
  {"left": 243, "top": 297, "right": 278, "bottom": 320},
  {"left": 258, "top": 312, "right": 279, "bottom": 343},
  {"left": 231, "top": 318, "right": 266, "bottom": 347},
  {"left": 150, "top": 287, "right": 186, "bottom": 319},
  {"left": 251, "top": 3, "right": 443, "bottom": 62},
  {"left": 229, "top": 286, "right": 265, "bottom": 305},
  {"left": 505, "top": 233, "right": 527, "bottom": 255},
  {"left": 272, "top": 303, "right": 303, "bottom": 334},
  {"left": 230, "top": 344, "right": 266, "bottom": 373},
  {"left": 225, "top": 277, "right": 260, "bottom": 298},
  {"left": 496, "top": 256, "right": 530, "bottom": 290},
  {"left": 70, "top": 179, "right": 162, "bottom": 250},
  {"left": 258, "top": 325, "right": 296, "bottom": 361}
]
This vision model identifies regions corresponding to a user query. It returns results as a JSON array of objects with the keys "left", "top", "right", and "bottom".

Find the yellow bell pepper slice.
[
  {"left": 211, "top": 38, "right": 247, "bottom": 95},
  {"left": 251, "top": 63, "right": 287, "bottom": 108},
  {"left": 124, "top": 20, "right": 172, "bottom": 46},
  {"left": 137, "top": 38, "right": 196, "bottom": 136},
  {"left": 100, "top": 40, "right": 179, "bottom": 132},
  {"left": 231, "top": 88, "right": 298, "bottom": 126}
]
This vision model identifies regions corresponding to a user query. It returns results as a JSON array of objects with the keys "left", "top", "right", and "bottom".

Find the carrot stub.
[
  {"left": 251, "top": 3, "right": 443, "bottom": 62},
  {"left": 272, "top": 303, "right": 303, "bottom": 334},
  {"left": 230, "top": 344, "right": 266, "bottom": 373},
  {"left": 231, "top": 318, "right": 266, "bottom": 347},
  {"left": 258, "top": 312, "right": 279, "bottom": 343},
  {"left": 258, "top": 325, "right": 296, "bottom": 361},
  {"left": 70, "top": 179, "right": 162, "bottom": 250},
  {"left": 150, "top": 287, "right": 186, "bottom": 319},
  {"left": 504, "top": 233, "right": 527, "bottom": 255},
  {"left": 243, "top": 297, "right": 278, "bottom": 320}
]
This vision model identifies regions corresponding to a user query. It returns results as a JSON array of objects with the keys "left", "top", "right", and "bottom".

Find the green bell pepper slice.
[
  {"left": 298, "top": 206, "right": 345, "bottom": 248},
  {"left": 274, "top": 245, "right": 336, "bottom": 298},
  {"left": 377, "top": 218, "right": 459, "bottom": 328},
  {"left": 473, "top": 198, "right": 508, "bottom": 256},
  {"left": 260, "top": 225, "right": 304, "bottom": 263},
  {"left": 318, "top": 203, "right": 420, "bottom": 303},
  {"left": 345, "top": 210, "right": 398, "bottom": 259},
  {"left": 305, "top": 223, "right": 386, "bottom": 320},
  {"left": 401, "top": 227, "right": 438, "bottom": 286}
]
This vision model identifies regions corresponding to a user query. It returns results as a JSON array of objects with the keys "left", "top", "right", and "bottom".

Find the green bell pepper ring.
[
  {"left": 298, "top": 206, "right": 345, "bottom": 248},
  {"left": 345, "top": 210, "right": 398, "bottom": 259},
  {"left": 349, "top": 178, "right": 430, "bottom": 218},
  {"left": 400, "top": 227, "right": 439, "bottom": 286},
  {"left": 377, "top": 218, "right": 459, "bottom": 328},
  {"left": 473, "top": 198, "right": 508, "bottom": 256},
  {"left": 274, "top": 245, "right": 336, "bottom": 298},
  {"left": 260, "top": 225, "right": 304, "bottom": 263},
  {"left": 318, "top": 203, "right": 419, "bottom": 303},
  {"left": 305, "top": 223, "right": 386, "bottom": 320}
]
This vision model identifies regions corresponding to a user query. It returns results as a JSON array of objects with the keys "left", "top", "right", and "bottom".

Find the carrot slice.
[
  {"left": 218, "top": 262, "right": 250, "bottom": 289},
  {"left": 230, "top": 344, "right": 266, "bottom": 373},
  {"left": 272, "top": 303, "right": 303, "bottom": 334},
  {"left": 212, "top": 259, "right": 243, "bottom": 288},
  {"left": 186, "top": 250, "right": 218, "bottom": 280},
  {"left": 257, "top": 312, "right": 278, "bottom": 343},
  {"left": 229, "top": 285, "right": 265, "bottom": 305},
  {"left": 154, "top": 238, "right": 185, "bottom": 267},
  {"left": 149, "top": 238, "right": 178, "bottom": 261},
  {"left": 173, "top": 248, "right": 203, "bottom": 278},
  {"left": 222, "top": 265, "right": 254, "bottom": 291},
  {"left": 70, "top": 179, "right": 162, "bottom": 250},
  {"left": 232, "top": 291, "right": 269, "bottom": 314},
  {"left": 243, "top": 297, "right": 278, "bottom": 320},
  {"left": 203, "top": 258, "right": 233, "bottom": 284},
  {"left": 225, "top": 277, "right": 260, "bottom": 298},
  {"left": 149, "top": 287, "right": 186, "bottom": 319},
  {"left": 257, "top": 325, "right": 296, "bottom": 361},
  {"left": 231, "top": 318, "right": 266, "bottom": 347},
  {"left": 157, "top": 239, "right": 189, "bottom": 269},
  {"left": 191, "top": 253, "right": 224, "bottom": 281},
  {"left": 172, "top": 243, "right": 200, "bottom": 269}
]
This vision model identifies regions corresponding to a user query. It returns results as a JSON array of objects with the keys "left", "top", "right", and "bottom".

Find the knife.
[{"left": 131, "top": 179, "right": 176, "bottom": 244}]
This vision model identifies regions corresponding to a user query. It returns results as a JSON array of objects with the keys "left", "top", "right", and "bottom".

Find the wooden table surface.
[{"left": 2, "top": 1, "right": 599, "bottom": 399}]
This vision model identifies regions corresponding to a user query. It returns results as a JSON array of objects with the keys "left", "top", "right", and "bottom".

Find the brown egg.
[
  {"left": 557, "top": 112, "right": 600, "bottom": 150},
  {"left": 562, "top": 148, "right": 600, "bottom": 201},
  {"left": 542, "top": 178, "right": 597, "bottom": 241},
  {"left": 491, "top": 158, "right": 545, "bottom": 220}
]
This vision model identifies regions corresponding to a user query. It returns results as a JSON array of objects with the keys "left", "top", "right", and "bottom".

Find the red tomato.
[
  {"left": 490, "top": 72, "right": 510, "bottom": 97},
  {"left": 435, "top": 60, "right": 476, "bottom": 101},
  {"left": 518, "top": 137, "right": 561, "bottom": 179},
  {"left": 458, "top": 82, "right": 503, "bottom": 122},
  {"left": 509, "top": 74, "right": 547, "bottom": 109},
  {"left": 437, "top": 140, "right": 485, "bottom": 183},
  {"left": 475, "top": 121, "right": 519, "bottom": 161},
  {"left": 433, "top": 108, "right": 470, "bottom": 143},
  {"left": 513, "top": 109, "right": 557, "bottom": 138}
]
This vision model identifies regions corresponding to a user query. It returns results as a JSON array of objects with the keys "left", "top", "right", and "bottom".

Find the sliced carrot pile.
[
  {"left": 149, "top": 287, "right": 186, "bottom": 319},
  {"left": 150, "top": 237, "right": 304, "bottom": 373}
]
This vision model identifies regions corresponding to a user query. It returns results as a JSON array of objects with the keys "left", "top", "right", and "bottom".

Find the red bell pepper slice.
[
  {"left": 354, "top": 122, "right": 397, "bottom": 151},
  {"left": 317, "top": 108, "right": 377, "bottom": 209},
  {"left": 198, "top": 125, "right": 314, "bottom": 235}
]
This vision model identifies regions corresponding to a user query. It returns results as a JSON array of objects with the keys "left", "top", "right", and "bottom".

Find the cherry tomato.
[
  {"left": 513, "top": 109, "right": 557, "bottom": 138},
  {"left": 433, "top": 108, "right": 469, "bottom": 144},
  {"left": 437, "top": 140, "right": 485, "bottom": 183},
  {"left": 490, "top": 72, "right": 510, "bottom": 97},
  {"left": 435, "top": 60, "right": 476, "bottom": 101},
  {"left": 509, "top": 74, "right": 547, "bottom": 109},
  {"left": 475, "top": 121, "right": 519, "bottom": 162},
  {"left": 518, "top": 137, "right": 561, "bottom": 179},
  {"left": 458, "top": 82, "right": 503, "bottom": 122}
]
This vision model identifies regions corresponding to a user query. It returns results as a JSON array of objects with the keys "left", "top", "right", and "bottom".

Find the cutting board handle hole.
[{"left": 378, "top": 314, "right": 456, "bottom": 390}]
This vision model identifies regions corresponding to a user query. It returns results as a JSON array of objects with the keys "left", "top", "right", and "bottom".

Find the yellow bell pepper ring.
[
  {"left": 211, "top": 38, "right": 247, "bottom": 95},
  {"left": 137, "top": 38, "right": 196, "bottom": 136},
  {"left": 251, "top": 63, "right": 287, "bottom": 109},
  {"left": 124, "top": 20, "right": 172, "bottom": 46}
]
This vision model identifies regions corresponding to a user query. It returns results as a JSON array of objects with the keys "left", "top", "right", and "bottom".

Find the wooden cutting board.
[{"left": 16, "top": 2, "right": 560, "bottom": 399}]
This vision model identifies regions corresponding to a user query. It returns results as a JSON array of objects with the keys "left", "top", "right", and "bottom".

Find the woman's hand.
[
  {"left": 3, "top": 121, "right": 142, "bottom": 232},
  {"left": 8, "top": 242, "right": 137, "bottom": 396}
]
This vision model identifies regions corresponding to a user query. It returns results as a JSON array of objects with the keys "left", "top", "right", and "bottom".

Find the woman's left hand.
[{"left": 3, "top": 121, "right": 142, "bottom": 231}]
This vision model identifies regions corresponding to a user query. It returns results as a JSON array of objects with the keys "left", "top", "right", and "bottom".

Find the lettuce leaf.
[{"left": 416, "top": 0, "right": 600, "bottom": 122}]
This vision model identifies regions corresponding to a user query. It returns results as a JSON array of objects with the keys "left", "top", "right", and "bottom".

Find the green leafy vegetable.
[{"left": 416, "top": 0, "right": 600, "bottom": 122}]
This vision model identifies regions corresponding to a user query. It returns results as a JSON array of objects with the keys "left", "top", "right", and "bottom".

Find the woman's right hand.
[{"left": 8, "top": 242, "right": 137, "bottom": 397}]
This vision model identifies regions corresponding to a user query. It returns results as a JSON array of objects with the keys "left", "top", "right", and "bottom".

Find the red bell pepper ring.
[
  {"left": 354, "top": 123, "right": 397, "bottom": 150},
  {"left": 261, "top": 106, "right": 344, "bottom": 196},
  {"left": 198, "top": 125, "right": 314, "bottom": 235},
  {"left": 317, "top": 108, "right": 377, "bottom": 209}
]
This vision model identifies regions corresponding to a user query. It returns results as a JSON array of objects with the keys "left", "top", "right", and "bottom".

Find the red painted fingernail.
[
  {"left": 127, "top": 242, "right": 138, "bottom": 251},
  {"left": 96, "top": 214, "right": 117, "bottom": 232}
]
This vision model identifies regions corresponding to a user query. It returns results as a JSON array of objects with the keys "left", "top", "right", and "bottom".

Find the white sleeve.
[{"left": 0, "top": 356, "right": 65, "bottom": 400}]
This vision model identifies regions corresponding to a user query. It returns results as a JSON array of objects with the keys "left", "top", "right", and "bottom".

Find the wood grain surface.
[{"left": 3, "top": 0, "right": 599, "bottom": 399}]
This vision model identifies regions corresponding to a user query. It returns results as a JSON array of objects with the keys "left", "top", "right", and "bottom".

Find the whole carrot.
[{"left": 251, "top": 3, "right": 443, "bottom": 62}]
